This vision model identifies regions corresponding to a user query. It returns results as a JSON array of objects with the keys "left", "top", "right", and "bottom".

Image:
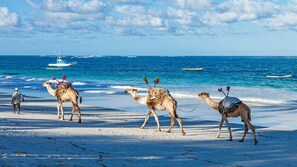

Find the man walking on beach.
[{"left": 11, "top": 88, "right": 25, "bottom": 114}]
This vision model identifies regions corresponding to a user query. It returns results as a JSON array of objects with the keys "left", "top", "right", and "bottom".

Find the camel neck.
[
  {"left": 45, "top": 85, "right": 56, "bottom": 97},
  {"left": 205, "top": 97, "right": 219, "bottom": 110},
  {"left": 132, "top": 92, "right": 147, "bottom": 105}
]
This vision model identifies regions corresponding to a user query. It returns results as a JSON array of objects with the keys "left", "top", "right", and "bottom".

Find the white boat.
[
  {"left": 182, "top": 68, "right": 204, "bottom": 71},
  {"left": 266, "top": 74, "right": 292, "bottom": 78},
  {"left": 48, "top": 55, "right": 77, "bottom": 67}
]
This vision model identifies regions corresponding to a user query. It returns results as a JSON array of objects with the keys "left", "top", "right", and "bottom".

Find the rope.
[
  {"left": 177, "top": 99, "right": 204, "bottom": 113},
  {"left": 177, "top": 105, "right": 199, "bottom": 113}
]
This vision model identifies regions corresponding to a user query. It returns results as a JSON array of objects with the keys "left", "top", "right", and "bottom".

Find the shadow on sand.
[{"left": 0, "top": 98, "right": 296, "bottom": 166}]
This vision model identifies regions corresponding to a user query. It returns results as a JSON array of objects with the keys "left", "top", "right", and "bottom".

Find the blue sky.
[{"left": 1, "top": 0, "right": 297, "bottom": 56}]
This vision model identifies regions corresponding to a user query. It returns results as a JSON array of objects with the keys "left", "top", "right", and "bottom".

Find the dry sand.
[{"left": 0, "top": 92, "right": 296, "bottom": 166}]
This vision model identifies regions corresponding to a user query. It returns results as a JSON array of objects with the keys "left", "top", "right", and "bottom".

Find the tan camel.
[
  {"left": 43, "top": 82, "right": 82, "bottom": 123},
  {"left": 125, "top": 88, "right": 185, "bottom": 135},
  {"left": 198, "top": 92, "right": 258, "bottom": 145}
]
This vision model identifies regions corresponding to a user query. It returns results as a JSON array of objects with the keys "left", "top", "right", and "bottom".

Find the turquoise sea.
[{"left": 1, "top": 55, "right": 297, "bottom": 121}]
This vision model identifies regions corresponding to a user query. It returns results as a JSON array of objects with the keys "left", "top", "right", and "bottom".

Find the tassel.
[
  {"left": 153, "top": 77, "right": 160, "bottom": 87},
  {"left": 226, "top": 86, "right": 230, "bottom": 96},
  {"left": 142, "top": 76, "right": 151, "bottom": 88}
]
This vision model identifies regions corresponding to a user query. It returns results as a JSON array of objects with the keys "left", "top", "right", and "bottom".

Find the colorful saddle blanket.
[
  {"left": 219, "top": 96, "right": 242, "bottom": 114},
  {"left": 147, "top": 88, "right": 169, "bottom": 104}
]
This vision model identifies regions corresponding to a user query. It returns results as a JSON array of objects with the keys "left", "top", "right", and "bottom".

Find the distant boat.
[
  {"left": 266, "top": 74, "right": 292, "bottom": 78},
  {"left": 46, "top": 67, "right": 62, "bottom": 71},
  {"left": 48, "top": 55, "right": 77, "bottom": 67},
  {"left": 182, "top": 68, "right": 204, "bottom": 71}
]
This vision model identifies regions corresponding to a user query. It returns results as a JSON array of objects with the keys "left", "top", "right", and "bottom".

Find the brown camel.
[
  {"left": 125, "top": 88, "right": 185, "bottom": 135},
  {"left": 198, "top": 92, "right": 257, "bottom": 145},
  {"left": 43, "top": 82, "right": 82, "bottom": 123}
]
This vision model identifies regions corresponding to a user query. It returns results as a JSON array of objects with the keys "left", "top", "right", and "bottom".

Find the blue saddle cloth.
[{"left": 219, "top": 96, "right": 242, "bottom": 114}]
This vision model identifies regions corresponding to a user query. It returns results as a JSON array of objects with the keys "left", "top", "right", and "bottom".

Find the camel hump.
[
  {"left": 219, "top": 96, "right": 242, "bottom": 114},
  {"left": 148, "top": 88, "right": 169, "bottom": 100}
]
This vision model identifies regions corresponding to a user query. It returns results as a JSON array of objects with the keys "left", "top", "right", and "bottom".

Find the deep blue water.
[{"left": 1, "top": 55, "right": 297, "bottom": 106}]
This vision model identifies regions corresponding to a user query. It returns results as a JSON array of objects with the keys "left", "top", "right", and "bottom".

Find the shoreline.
[{"left": 0, "top": 91, "right": 297, "bottom": 166}]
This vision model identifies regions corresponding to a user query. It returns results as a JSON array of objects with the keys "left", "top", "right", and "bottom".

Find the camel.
[
  {"left": 125, "top": 88, "right": 185, "bottom": 135},
  {"left": 43, "top": 82, "right": 82, "bottom": 123},
  {"left": 198, "top": 92, "right": 258, "bottom": 145}
]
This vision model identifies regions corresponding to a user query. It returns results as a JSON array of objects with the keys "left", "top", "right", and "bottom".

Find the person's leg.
[
  {"left": 13, "top": 104, "right": 16, "bottom": 113},
  {"left": 17, "top": 103, "right": 21, "bottom": 114}
]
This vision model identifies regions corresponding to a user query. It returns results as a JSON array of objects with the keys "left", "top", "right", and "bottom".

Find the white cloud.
[
  {"left": 263, "top": 12, "right": 297, "bottom": 31},
  {"left": 26, "top": 0, "right": 108, "bottom": 33},
  {"left": 0, "top": 7, "right": 19, "bottom": 27},
  {"left": 3, "top": 0, "right": 297, "bottom": 36},
  {"left": 174, "top": 0, "right": 212, "bottom": 10},
  {"left": 202, "top": 0, "right": 279, "bottom": 26},
  {"left": 106, "top": 5, "right": 166, "bottom": 35}
]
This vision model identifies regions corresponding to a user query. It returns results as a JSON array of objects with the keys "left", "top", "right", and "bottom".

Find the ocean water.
[{"left": 1, "top": 55, "right": 297, "bottom": 124}]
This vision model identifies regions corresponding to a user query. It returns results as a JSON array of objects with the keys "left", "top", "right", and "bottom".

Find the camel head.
[
  {"left": 124, "top": 88, "right": 138, "bottom": 95},
  {"left": 198, "top": 92, "right": 210, "bottom": 100},
  {"left": 43, "top": 81, "right": 52, "bottom": 87}
]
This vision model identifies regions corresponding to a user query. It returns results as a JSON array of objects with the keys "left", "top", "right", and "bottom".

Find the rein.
[
  {"left": 177, "top": 99, "right": 203, "bottom": 113},
  {"left": 177, "top": 105, "right": 199, "bottom": 113}
]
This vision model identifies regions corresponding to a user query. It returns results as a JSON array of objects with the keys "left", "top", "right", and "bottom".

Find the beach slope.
[{"left": 0, "top": 93, "right": 296, "bottom": 166}]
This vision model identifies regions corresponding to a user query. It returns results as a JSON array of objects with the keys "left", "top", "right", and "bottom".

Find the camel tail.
[
  {"left": 80, "top": 96, "right": 82, "bottom": 104},
  {"left": 74, "top": 90, "right": 82, "bottom": 104},
  {"left": 248, "top": 108, "right": 251, "bottom": 121}
]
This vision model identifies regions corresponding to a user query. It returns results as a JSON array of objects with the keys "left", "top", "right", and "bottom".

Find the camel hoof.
[
  {"left": 238, "top": 139, "right": 244, "bottom": 142},
  {"left": 227, "top": 139, "right": 233, "bottom": 141},
  {"left": 166, "top": 130, "right": 171, "bottom": 133},
  {"left": 155, "top": 129, "right": 161, "bottom": 132},
  {"left": 182, "top": 132, "right": 186, "bottom": 136},
  {"left": 140, "top": 126, "right": 145, "bottom": 129},
  {"left": 78, "top": 120, "right": 81, "bottom": 123},
  {"left": 254, "top": 140, "right": 258, "bottom": 145},
  {"left": 69, "top": 119, "right": 72, "bottom": 122}
]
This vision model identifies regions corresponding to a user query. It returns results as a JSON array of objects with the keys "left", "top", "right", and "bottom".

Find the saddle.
[
  {"left": 219, "top": 96, "right": 242, "bottom": 114},
  {"left": 55, "top": 88, "right": 67, "bottom": 97},
  {"left": 55, "top": 83, "right": 73, "bottom": 97},
  {"left": 146, "top": 88, "right": 169, "bottom": 105}
]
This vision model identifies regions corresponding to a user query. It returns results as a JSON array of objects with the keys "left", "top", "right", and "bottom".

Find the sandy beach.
[{"left": 0, "top": 91, "right": 296, "bottom": 167}]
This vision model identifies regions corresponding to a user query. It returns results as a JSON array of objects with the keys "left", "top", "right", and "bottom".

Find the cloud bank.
[{"left": 1, "top": 0, "right": 297, "bottom": 36}]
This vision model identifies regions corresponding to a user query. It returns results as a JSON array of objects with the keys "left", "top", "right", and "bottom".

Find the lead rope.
[
  {"left": 177, "top": 99, "right": 203, "bottom": 113},
  {"left": 177, "top": 105, "right": 199, "bottom": 113}
]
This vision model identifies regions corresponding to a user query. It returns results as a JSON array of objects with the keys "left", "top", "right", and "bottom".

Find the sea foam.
[
  {"left": 72, "top": 82, "right": 87, "bottom": 86},
  {"left": 84, "top": 90, "right": 116, "bottom": 94}
]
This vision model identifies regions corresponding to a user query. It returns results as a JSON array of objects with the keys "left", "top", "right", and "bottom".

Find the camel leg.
[
  {"left": 239, "top": 123, "right": 248, "bottom": 142},
  {"left": 77, "top": 104, "right": 81, "bottom": 123},
  {"left": 69, "top": 104, "right": 75, "bottom": 122},
  {"left": 150, "top": 110, "right": 161, "bottom": 132},
  {"left": 60, "top": 103, "right": 65, "bottom": 120},
  {"left": 166, "top": 114, "right": 175, "bottom": 133},
  {"left": 223, "top": 115, "right": 232, "bottom": 141},
  {"left": 141, "top": 110, "right": 152, "bottom": 129},
  {"left": 245, "top": 120, "right": 258, "bottom": 145},
  {"left": 175, "top": 115, "right": 185, "bottom": 136},
  {"left": 217, "top": 115, "right": 225, "bottom": 138},
  {"left": 56, "top": 104, "right": 61, "bottom": 119}
]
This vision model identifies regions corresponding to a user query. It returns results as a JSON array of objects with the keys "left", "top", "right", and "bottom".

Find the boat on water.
[
  {"left": 266, "top": 74, "right": 292, "bottom": 78},
  {"left": 182, "top": 68, "right": 204, "bottom": 71},
  {"left": 48, "top": 55, "right": 77, "bottom": 67}
]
